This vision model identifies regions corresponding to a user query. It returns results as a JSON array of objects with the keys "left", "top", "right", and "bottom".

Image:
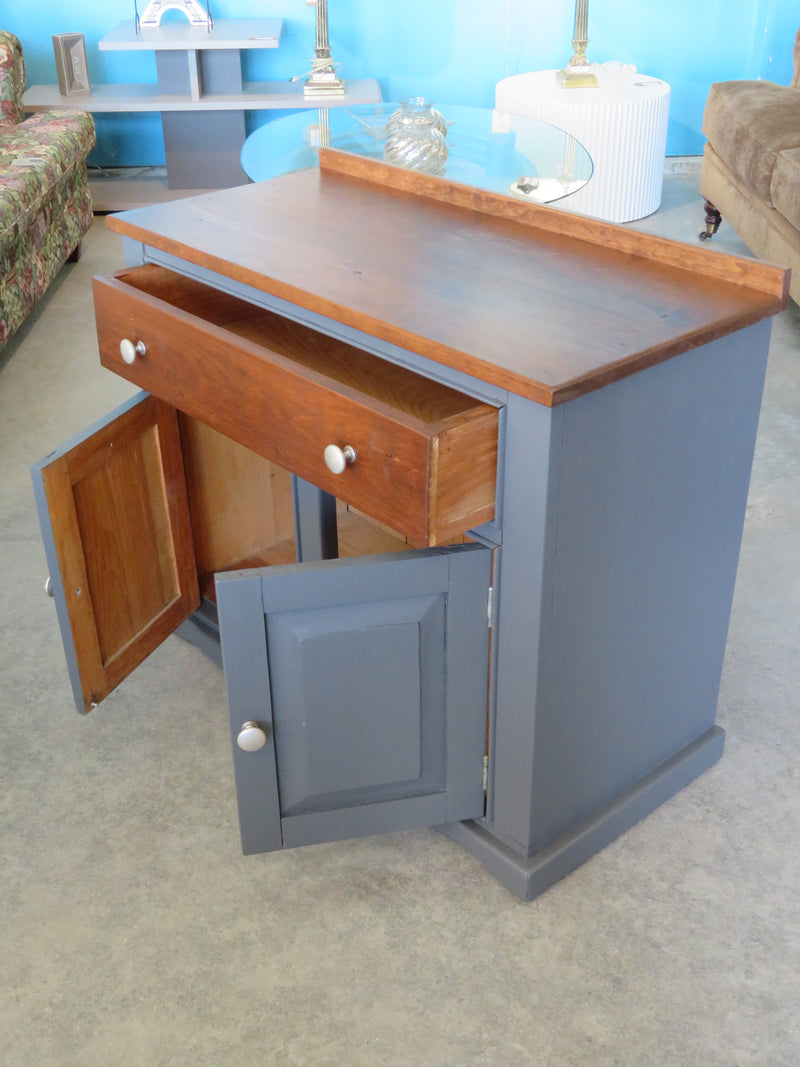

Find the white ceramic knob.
[
  {"left": 119, "top": 338, "right": 147, "bottom": 364},
  {"left": 323, "top": 444, "right": 356, "bottom": 474},
  {"left": 237, "top": 721, "right": 268, "bottom": 752}
]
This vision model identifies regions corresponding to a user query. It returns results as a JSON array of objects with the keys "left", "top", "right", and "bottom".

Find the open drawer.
[{"left": 92, "top": 264, "right": 499, "bottom": 546}]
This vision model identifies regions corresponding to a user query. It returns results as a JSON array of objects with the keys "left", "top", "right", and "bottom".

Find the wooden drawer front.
[{"left": 93, "top": 266, "right": 498, "bottom": 545}]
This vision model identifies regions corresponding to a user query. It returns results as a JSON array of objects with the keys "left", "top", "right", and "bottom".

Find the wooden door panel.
[
  {"left": 32, "top": 393, "right": 199, "bottom": 713},
  {"left": 217, "top": 543, "right": 491, "bottom": 853}
]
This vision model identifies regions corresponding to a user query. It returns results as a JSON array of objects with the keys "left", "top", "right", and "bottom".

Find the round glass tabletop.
[{"left": 241, "top": 102, "right": 593, "bottom": 206}]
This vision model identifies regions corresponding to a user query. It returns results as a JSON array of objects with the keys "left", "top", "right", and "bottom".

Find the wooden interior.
[
  {"left": 179, "top": 414, "right": 296, "bottom": 579},
  {"left": 176, "top": 414, "right": 433, "bottom": 603},
  {"left": 93, "top": 264, "right": 498, "bottom": 546},
  {"left": 106, "top": 153, "right": 789, "bottom": 408},
  {"left": 194, "top": 506, "right": 465, "bottom": 603},
  {"left": 119, "top": 265, "right": 481, "bottom": 423}
]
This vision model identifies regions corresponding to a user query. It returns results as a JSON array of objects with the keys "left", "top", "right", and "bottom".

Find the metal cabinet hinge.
[
  {"left": 487, "top": 585, "right": 493, "bottom": 628},
  {"left": 482, "top": 754, "right": 489, "bottom": 792}
]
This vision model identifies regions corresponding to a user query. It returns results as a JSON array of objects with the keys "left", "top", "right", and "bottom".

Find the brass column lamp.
[
  {"left": 557, "top": 0, "right": 598, "bottom": 88},
  {"left": 304, "top": 0, "right": 345, "bottom": 97}
]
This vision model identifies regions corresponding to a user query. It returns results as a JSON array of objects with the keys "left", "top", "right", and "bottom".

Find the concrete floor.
[{"left": 1, "top": 173, "right": 799, "bottom": 1065}]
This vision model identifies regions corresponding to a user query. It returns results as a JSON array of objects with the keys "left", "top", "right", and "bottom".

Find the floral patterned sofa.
[{"left": 0, "top": 30, "right": 95, "bottom": 348}]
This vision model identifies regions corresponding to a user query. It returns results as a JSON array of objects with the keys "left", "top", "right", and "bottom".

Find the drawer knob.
[
  {"left": 44, "top": 576, "right": 54, "bottom": 598},
  {"left": 324, "top": 444, "right": 356, "bottom": 474},
  {"left": 237, "top": 721, "right": 269, "bottom": 752},
  {"left": 119, "top": 338, "right": 147, "bottom": 364}
]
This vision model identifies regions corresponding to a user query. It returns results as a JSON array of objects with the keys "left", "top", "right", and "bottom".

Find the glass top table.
[{"left": 241, "top": 102, "right": 593, "bottom": 206}]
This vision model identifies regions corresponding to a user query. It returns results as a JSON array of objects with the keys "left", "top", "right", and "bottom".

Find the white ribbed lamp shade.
[{"left": 496, "top": 71, "right": 670, "bottom": 223}]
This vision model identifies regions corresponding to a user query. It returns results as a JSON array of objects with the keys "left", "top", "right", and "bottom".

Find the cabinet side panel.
[{"left": 530, "top": 323, "right": 771, "bottom": 848}]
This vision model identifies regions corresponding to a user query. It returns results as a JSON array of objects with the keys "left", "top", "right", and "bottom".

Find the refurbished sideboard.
[{"left": 33, "top": 149, "right": 788, "bottom": 899}]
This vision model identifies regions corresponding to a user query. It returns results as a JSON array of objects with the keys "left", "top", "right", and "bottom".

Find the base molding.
[{"left": 440, "top": 725, "right": 725, "bottom": 900}]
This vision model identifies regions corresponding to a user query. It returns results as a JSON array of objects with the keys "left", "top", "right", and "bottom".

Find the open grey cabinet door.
[
  {"left": 31, "top": 392, "right": 200, "bottom": 713},
  {"left": 216, "top": 543, "right": 492, "bottom": 853}
]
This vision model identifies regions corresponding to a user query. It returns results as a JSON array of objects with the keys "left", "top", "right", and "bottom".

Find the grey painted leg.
[{"left": 292, "top": 475, "right": 339, "bottom": 561}]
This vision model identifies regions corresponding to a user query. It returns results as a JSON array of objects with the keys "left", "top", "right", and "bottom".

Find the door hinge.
[
  {"left": 487, "top": 585, "right": 493, "bottom": 628},
  {"left": 482, "top": 754, "right": 489, "bottom": 792}
]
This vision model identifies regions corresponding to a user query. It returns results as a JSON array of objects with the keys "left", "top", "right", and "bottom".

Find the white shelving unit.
[{"left": 23, "top": 19, "right": 381, "bottom": 199}]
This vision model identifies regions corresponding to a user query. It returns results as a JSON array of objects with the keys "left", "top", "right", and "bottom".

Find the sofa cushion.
[
  {"left": 702, "top": 80, "right": 800, "bottom": 205},
  {"left": 0, "top": 30, "right": 25, "bottom": 128},
  {"left": 0, "top": 110, "right": 95, "bottom": 244},
  {"left": 771, "top": 146, "right": 800, "bottom": 230}
]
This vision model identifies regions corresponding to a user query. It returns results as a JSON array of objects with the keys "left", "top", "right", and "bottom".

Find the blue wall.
[{"left": 4, "top": 0, "right": 798, "bottom": 166}]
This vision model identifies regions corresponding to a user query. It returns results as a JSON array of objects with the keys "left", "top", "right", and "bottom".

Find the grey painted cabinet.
[{"left": 32, "top": 154, "right": 789, "bottom": 899}]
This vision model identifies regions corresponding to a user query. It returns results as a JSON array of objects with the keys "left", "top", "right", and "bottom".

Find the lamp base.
[
  {"left": 304, "top": 69, "right": 345, "bottom": 97},
  {"left": 556, "top": 66, "right": 598, "bottom": 89}
]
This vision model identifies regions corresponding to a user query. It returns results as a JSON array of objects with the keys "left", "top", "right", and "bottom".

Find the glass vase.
[{"left": 383, "top": 98, "right": 448, "bottom": 176}]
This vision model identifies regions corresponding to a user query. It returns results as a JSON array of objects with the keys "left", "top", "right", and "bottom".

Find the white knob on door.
[{"left": 237, "top": 721, "right": 268, "bottom": 752}]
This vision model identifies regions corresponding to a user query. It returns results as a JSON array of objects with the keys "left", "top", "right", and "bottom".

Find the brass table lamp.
[
  {"left": 557, "top": 0, "right": 598, "bottom": 88},
  {"left": 305, "top": 0, "right": 344, "bottom": 97}
]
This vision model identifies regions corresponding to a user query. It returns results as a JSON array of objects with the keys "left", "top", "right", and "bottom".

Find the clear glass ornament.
[{"left": 383, "top": 98, "right": 449, "bottom": 176}]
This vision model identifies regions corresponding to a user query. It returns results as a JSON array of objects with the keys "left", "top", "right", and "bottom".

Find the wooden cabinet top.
[{"left": 107, "top": 149, "right": 789, "bottom": 406}]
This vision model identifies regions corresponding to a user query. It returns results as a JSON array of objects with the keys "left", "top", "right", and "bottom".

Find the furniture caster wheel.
[{"left": 700, "top": 201, "right": 722, "bottom": 242}]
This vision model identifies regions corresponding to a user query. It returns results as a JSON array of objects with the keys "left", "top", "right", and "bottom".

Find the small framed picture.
[{"left": 52, "top": 34, "right": 91, "bottom": 96}]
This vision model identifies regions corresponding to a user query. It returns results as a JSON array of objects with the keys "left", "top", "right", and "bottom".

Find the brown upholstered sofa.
[{"left": 700, "top": 28, "right": 800, "bottom": 302}]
